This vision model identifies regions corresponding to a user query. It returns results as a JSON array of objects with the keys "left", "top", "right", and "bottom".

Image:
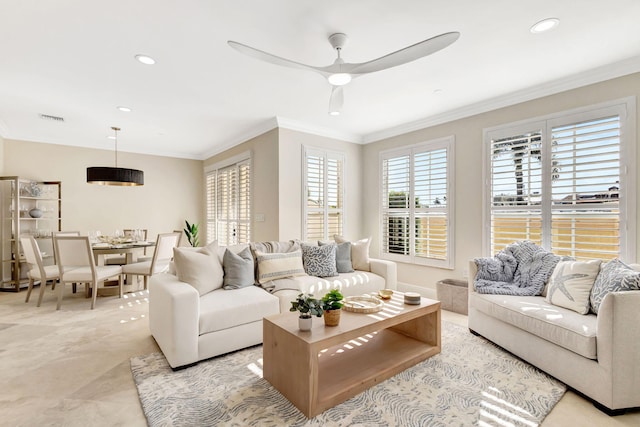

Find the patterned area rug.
[{"left": 131, "top": 322, "right": 565, "bottom": 426}]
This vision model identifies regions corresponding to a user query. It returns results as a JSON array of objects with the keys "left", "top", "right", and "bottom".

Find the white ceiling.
[{"left": 1, "top": 0, "right": 640, "bottom": 160}]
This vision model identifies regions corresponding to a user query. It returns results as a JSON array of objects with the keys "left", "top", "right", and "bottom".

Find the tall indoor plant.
[
  {"left": 290, "top": 293, "right": 323, "bottom": 331},
  {"left": 184, "top": 220, "right": 199, "bottom": 247}
]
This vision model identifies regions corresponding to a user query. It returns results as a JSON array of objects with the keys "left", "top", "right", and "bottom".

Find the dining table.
[{"left": 92, "top": 241, "right": 156, "bottom": 295}]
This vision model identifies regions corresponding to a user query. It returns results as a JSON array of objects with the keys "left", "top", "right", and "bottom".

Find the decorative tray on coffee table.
[{"left": 342, "top": 296, "right": 384, "bottom": 313}]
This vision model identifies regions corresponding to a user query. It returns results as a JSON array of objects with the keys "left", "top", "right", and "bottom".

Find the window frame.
[
  {"left": 379, "top": 136, "right": 455, "bottom": 269},
  {"left": 302, "top": 146, "right": 345, "bottom": 241},
  {"left": 482, "top": 97, "right": 636, "bottom": 261},
  {"left": 205, "top": 151, "right": 252, "bottom": 246}
]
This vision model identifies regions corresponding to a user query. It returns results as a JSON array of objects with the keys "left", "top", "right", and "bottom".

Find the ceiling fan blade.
[
  {"left": 328, "top": 86, "right": 344, "bottom": 116},
  {"left": 350, "top": 31, "right": 460, "bottom": 74},
  {"left": 228, "top": 41, "right": 329, "bottom": 77}
]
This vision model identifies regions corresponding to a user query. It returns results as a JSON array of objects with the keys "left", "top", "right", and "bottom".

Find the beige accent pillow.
[
  {"left": 173, "top": 241, "right": 224, "bottom": 296},
  {"left": 334, "top": 235, "right": 371, "bottom": 272},
  {"left": 545, "top": 260, "right": 601, "bottom": 314},
  {"left": 255, "top": 250, "right": 306, "bottom": 284}
]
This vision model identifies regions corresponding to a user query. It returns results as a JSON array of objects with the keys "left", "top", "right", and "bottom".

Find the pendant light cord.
[{"left": 112, "top": 126, "right": 120, "bottom": 168}]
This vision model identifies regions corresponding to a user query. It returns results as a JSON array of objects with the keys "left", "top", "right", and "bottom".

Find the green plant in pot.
[
  {"left": 184, "top": 220, "right": 199, "bottom": 247},
  {"left": 290, "top": 293, "right": 323, "bottom": 331},
  {"left": 322, "top": 289, "right": 344, "bottom": 327}
]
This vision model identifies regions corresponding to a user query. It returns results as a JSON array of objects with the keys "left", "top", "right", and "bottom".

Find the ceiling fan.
[{"left": 228, "top": 31, "right": 460, "bottom": 115}]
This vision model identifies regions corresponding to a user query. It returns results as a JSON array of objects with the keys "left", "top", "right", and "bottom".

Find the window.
[
  {"left": 303, "top": 148, "right": 344, "bottom": 241},
  {"left": 380, "top": 136, "right": 454, "bottom": 268},
  {"left": 205, "top": 153, "right": 251, "bottom": 246},
  {"left": 485, "top": 99, "right": 636, "bottom": 261}
]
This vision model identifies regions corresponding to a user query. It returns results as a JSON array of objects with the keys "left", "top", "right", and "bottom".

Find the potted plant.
[
  {"left": 322, "top": 289, "right": 344, "bottom": 326},
  {"left": 184, "top": 220, "right": 199, "bottom": 247},
  {"left": 290, "top": 293, "right": 323, "bottom": 331}
]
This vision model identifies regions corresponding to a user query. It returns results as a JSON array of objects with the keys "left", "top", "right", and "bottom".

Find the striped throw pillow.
[{"left": 255, "top": 250, "right": 306, "bottom": 284}]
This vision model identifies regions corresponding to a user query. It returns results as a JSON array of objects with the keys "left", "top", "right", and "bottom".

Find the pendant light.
[{"left": 87, "top": 127, "right": 144, "bottom": 186}]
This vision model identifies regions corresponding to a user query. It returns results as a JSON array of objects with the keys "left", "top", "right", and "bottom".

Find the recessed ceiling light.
[
  {"left": 433, "top": 89, "right": 443, "bottom": 94},
  {"left": 329, "top": 111, "right": 340, "bottom": 116},
  {"left": 134, "top": 54, "right": 156, "bottom": 65},
  {"left": 530, "top": 18, "right": 560, "bottom": 34},
  {"left": 117, "top": 106, "right": 132, "bottom": 112}
]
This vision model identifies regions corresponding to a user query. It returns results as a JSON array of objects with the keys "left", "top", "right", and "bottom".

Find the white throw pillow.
[
  {"left": 255, "top": 250, "right": 306, "bottom": 284},
  {"left": 173, "top": 241, "right": 224, "bottom": 296},
  {"left": 334, "top": 235, "right": 371, "bottom": 272},
  {"left": 545, "top": 260, "right": 601, "bottom": 314}
]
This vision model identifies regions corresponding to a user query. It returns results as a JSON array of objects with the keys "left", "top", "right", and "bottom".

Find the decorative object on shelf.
[
  {"left": 342, "top": 295, "right": 384, "bottom": 313},
  {"left": 404, "top": 292, "right": 422, "bottom": 305},
  {"left": 184, "top": 220, "right": 199, "bottom": 247},
  {"left": 87, "top": 126, "right": 144, "bottom": 186},
  {"left": 378, "top": 289, "right": 394, "bottom": 299},
  {"left": 28, "top": 208, "right": 43, "bottom": 218},
  {"left": 290, "top": 293, "right": 323, "bottom": 331},
  {"left": 321, "top": 289, "right": 344, "bottom": 326}
]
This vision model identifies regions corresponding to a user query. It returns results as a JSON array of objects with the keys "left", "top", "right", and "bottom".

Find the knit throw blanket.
[{"left": 474, "top": 241, "right": 563, "bottom": 296}]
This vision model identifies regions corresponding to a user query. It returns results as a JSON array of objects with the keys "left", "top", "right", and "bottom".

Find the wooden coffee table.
[{"left": 263, "top": 292, "right": 441, "bottom": 418}]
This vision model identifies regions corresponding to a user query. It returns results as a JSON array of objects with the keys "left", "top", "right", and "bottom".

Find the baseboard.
[{"left": 396, "top": 282, "right": 437, "bottom": 300}]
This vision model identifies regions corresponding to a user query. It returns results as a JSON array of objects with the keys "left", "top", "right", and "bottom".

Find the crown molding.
[
  {"left": 275, "top": 116, "right": 363, "bottom": 144},
  {"left": 199, "top": 117, "right": 279, "bottom": 160},
  {"left": 363, "top": 55, "right": 640, "bottom": 144}
]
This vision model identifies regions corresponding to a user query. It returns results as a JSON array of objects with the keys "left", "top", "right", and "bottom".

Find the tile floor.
[{"left": 1, "top": 285, "right": 639, "bottom": 426}]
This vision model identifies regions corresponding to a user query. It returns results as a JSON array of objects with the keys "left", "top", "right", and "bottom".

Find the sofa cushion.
[
  {"left": 470, "top": 292, "right": 598, "bottom": 359},
  {"left": 269, "top": 270, "right": 386, "bottom": 297},
  {"left": 255, "top": 250, "right": 306, "bottom": 284},
  {"left": 302, "top": 243, "right": 338, "bottom": 278},
  {"left": 334, "top": 235, "right": 371, "bottom": 271},
  {"left": 590, "top": 258, "right": 640, "bottom": 314},
  {"left": 545, "top": 260, "right": 601, "bottom": 314},
  {"left": 223, "top": 247, "right": 254, "bottom": 290},
  {"left": 320, "top": 241, "right": 354, "bottom": 273},
  {"left": 173, "top": 242, "right": 223, "bottom": 296},
  {"left": 199, "top": 286, "right": 279, "bottom": 335}
]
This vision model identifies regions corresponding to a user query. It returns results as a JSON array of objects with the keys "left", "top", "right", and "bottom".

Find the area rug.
[{"left": 131, "top": 322, "right": 565, "bottom": 426}]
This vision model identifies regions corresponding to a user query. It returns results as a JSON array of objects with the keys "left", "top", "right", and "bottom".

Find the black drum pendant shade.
[
  {"left": 87, "top": 127, "right": 144, "bottom": 186},
  {"left": 86, "top": 166, "right": 144, "bottom": 186}
]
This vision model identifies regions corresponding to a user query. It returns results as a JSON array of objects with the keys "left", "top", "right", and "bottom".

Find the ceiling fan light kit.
[{"left": 228, "top": 30, "right": 459, "bottom": 116}]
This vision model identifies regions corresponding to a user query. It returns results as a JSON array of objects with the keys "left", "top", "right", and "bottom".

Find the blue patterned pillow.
[
  {"left": 590, "top": 259, "right": 640, "bottom": 314},
  {"left": 302, "top": 244, "right": 338, "bottom": 278}
]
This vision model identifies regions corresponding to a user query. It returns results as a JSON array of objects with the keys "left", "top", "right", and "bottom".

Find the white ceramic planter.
[{"left": 298, "top": 316, "right": 312, "bottom": 331}]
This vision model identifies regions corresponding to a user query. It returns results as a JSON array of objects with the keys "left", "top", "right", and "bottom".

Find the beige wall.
[
  {"left": 203, "top": 128, "right": 279, "bottom": 242},
  {"left": 363, "top": 72, "right": 640, "bottom": 291},
  {"left": 0, "top": 135, "right": 4, "bottom": 176},
  {"left": 278, "top": 128, "right": 364, "bottom": 241},
  {"left": 3, "top": 139, "right": 203, "bottom": 241}
]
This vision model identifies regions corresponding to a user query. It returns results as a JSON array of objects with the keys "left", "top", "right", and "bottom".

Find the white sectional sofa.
[
  {"left": 149, "top": 240, "right": 397, "bottom": 369},
  {"left": 467, "top": 259, "right": 640, "bottom": 414}
]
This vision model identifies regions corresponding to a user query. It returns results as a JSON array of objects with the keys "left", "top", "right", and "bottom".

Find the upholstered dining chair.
[
  {"left": 53, "top": 235, "right": 123, "bottom": 310},
  {"left": 51, "top": 231, "right": 81, "bottom": 293},
  {"left": 20, "top": 235, "right": 61, "bottom": 307},
  {"left": 121, "top": 231, "right": 181, "bottom": 290}
]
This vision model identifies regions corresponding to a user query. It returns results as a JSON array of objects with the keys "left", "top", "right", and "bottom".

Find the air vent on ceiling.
[{"left": 39, "top": 113, "right": 65, "bottom": 122}]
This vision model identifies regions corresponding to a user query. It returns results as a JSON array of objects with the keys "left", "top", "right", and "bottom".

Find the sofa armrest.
[
  {"left": 149, "top": 273, "right": 200, "bottom": 368},
  {"left": 596, "top": 290, "right": 640, "bottom": 372},
  {"left": 468, "top": 260, "right": 478, "bottom": 291},
  {"left": 369, "top": 258, "right": 397, "bottom": 290}
]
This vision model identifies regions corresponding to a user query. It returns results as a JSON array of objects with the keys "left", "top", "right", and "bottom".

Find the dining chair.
[
  {"left": 53, "top": 235, "right": 123, "bottom": 310},
  {"left": 20, "top": 235, "right": 61, "bottom": 307},
  {"left": 121, "top": 231, "right": 181, "bottom": 290},
  {"left": 105, "top": 229, "right": 149, "bottom": 265},
  {"left": 52, "top": 231, "right": 81, "bottom": 293}
]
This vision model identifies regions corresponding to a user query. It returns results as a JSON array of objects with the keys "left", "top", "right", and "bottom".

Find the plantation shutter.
[
  {"left": 381, "top": 137, "right": 453, "bottom": 268},
  {"left": 489, "top": 131, "right": 544, "bottom": 254},
  {"left": 550, "top": 116, "right": 621, "bottom": 259},
  {"left": 205, "top": 155, "right": 251, "bottom": 246},
  {"left": 303, "top": 148, "right": 344, "bottom": 241}
]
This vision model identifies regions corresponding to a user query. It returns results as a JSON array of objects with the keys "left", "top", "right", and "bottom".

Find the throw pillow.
[
  {"left": 545, "top": 260, "right": 601, "bottom": 314},
  {"left": 320, "top": 240, "right": 354, "bottom": 273},
  {"left": 255, "top": 250, "right": 306, "bottom": 284},
  {"left": 173, "top": 242, "right": 224, "bottom": 296},
  {"left": 223, "top": 247, "right": 255, "bottom": 290},
  {"left": 302, "top": 244, "right": 338, "bottom": 278},
  {"left": 334, "top": 235, "right": 371, "bottom": 271},
  {"left": 590, "top": 258, "right": 640, "bottom": 314}
]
